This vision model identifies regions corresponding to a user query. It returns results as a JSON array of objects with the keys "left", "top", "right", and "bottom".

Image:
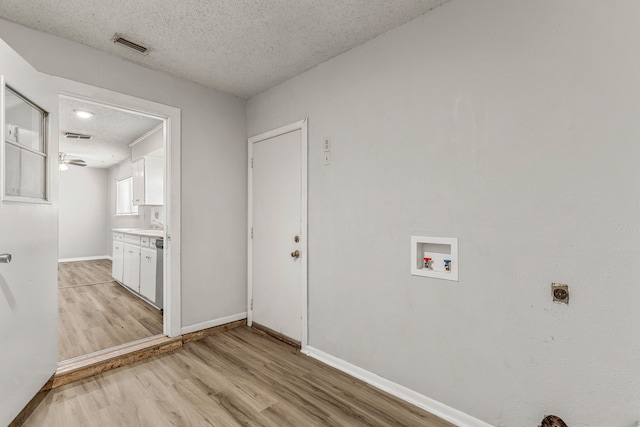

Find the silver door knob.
[
  {"left": 291, "top": 250, "right": 300, "bottom": 260},
  {"left": 0, "top": 253, "right": 12, "bottom": 263}
]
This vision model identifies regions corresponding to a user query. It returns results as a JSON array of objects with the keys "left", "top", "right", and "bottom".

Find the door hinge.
[
  {"left": 250, "top": 299, "right": 253, "bottom": 310},
  {"left": 251, "top": 227, "right": 253, "bottom": 239},
  {"left": 251, "top": 157, "right": 253, "bottom": 168}
]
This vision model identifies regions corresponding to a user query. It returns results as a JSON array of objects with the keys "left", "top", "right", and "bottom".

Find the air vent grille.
[
  {"left": 111, "top": 34, "right": 149, "bottom": 54},
  {"left": 65, "top": 132, "right": 92, "bottom": 140}
]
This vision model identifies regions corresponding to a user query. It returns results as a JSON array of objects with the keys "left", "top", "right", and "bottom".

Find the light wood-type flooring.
[
  {"left": 58, "top": 259, "right": 163, "bottom": 361},
  {"left": 25, "top": 326, "right": 454, "bottom": 426}
]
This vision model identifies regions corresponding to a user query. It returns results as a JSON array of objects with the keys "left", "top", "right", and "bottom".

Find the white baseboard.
[
  {"left": 58, "top": 255, "right": 111, "bottom": 262},
  {"left": 302, "top": 346, "right": 494, "bottom": 427},
  {"left": 180, "top": 312, "right": 247, "bottom": 335}
]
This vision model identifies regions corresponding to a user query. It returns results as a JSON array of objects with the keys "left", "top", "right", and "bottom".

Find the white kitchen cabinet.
[
  {"left": 123, "top": 243, "right": 141, "bottom": 292},
  {"left": 132, "top": 160, "right": 144, "bottom": 205},
  {"left": 112, "top": 240, "right": 124, "bottom": 283},
  {"left": 133, "top": 157, "right": 163, "bottom": 206},
  {"left": 112, "top": 229, "right": 162, "bottom": 309},
  {"left": 139, "top": 247, "right": 157, "bottom": 303}
]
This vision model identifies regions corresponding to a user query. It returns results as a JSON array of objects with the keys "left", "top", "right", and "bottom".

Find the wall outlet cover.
[{"left": 324, "top": 151, "right": 331, "bottom": 166}]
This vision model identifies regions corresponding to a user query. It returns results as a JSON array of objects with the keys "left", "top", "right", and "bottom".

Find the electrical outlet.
[
  {"left": 552, "top": 283, "right": 569, "bottom": 304},
  {"left": 324, "top": 151, "right": 331, "bottom": 166},
  {"left": 323, "top": 138, "right": 331, "bottom": 152}
]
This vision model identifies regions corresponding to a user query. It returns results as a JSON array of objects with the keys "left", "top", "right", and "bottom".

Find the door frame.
[
  {"left": 57, "top": 77, "right": 181, "bottom": 338},
  {"left": 247, "top": 119, "right": 308, "bottom": 348}
]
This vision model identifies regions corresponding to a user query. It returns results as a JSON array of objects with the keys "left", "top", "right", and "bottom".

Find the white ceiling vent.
[
  {"left": 111, "top": 34, "right": 149, "bottom": 54},
  {"left": 65, "top": 132, "right": 92, "bottom": 140}
]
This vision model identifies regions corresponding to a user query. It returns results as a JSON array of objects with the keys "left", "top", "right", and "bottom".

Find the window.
[
  {"left": 116, "top": 177, "right": 138, "bottom": 215},
  {"left": 3, "top": 84, "right": 49, "bottom": 202}
]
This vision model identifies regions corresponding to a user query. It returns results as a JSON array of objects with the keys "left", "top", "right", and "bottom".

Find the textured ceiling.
[
  {"left": 59, "top": 97, "right": 161, "bottom": 168},
  {"left": 0, "top": 0, "right": 449, "bottom": 98}
]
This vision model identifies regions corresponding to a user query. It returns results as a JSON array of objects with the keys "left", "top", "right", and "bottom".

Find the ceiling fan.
[{"left": 58, "top": 152, "right": 87, "bottom": 171}]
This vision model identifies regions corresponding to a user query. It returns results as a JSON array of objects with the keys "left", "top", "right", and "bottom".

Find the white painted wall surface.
[
  {"left": 247, "top": 1, "right": 640, "bottom": 426},
  {"left": 58, "top": 166, "right": 109, "bottom": 260},
  {"left": 131, "top": 125, "right": 163, "bottom": 161},
  {"left": 0, "top": 19, "right": 247, "bottom": 330}
]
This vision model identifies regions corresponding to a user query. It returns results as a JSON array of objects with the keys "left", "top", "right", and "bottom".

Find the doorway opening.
[{"left": 56, "top": 89, "right": 179, "bottom": 363}]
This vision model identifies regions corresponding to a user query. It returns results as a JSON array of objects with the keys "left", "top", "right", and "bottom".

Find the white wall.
[
  {"left": 58, "top": 166, "right": 109, "bottom": 260},
  {"left": 0, "top": 19, "right": 248, "bottom": 330},
  {"left": 131, "top": 125, "right": 163, "bottom": 161},
  {"left": 247, "top": 1, "right": 640, "bottom": 426}
]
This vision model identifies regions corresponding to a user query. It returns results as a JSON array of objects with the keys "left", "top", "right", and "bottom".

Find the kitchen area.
[
  {"left": 111, "top": 140, "right": 165, "bottom": 311},
  {"left": 58, "top": 96, "right": 166, "bottom": 361}
]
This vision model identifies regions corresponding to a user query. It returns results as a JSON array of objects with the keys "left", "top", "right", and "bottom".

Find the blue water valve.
[{"left": 444, "top": 259, "right": 451, "bottom": 271}]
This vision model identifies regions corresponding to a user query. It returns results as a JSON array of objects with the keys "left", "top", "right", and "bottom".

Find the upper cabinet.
[{"left": 133, "top": 156, "right": 163, "bottom": 206}]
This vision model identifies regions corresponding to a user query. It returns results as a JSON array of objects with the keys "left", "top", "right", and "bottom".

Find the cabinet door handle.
[{"left": 128, "top": 250, "right": 134, "bottom": 254}]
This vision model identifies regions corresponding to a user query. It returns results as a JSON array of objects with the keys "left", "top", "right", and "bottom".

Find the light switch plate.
[
  {"left": 324, "top": 152, "right": 331, "bottom": 166},
  {"left": 323, "top": 138, "right": 331, "bottom": 152}
]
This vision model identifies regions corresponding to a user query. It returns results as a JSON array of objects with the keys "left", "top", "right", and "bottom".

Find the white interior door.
[
  {"left": 250, "top": 121, "right": 307, "bottom": 344},
  {"left": 0, "top": 39, "right": 58, "bottom": 424}
]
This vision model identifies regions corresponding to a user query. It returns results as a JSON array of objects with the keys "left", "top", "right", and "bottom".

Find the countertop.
[{"left": 112, "top": 228, "right": 164, "bottom": 238}]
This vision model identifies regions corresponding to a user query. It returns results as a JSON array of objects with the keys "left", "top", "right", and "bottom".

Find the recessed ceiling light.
[{"left": 74, "top": 109, "right": 93, "bottom": 119}]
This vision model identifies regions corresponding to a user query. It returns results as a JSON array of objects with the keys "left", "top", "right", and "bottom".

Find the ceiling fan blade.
[
  {"left": 65, "top": 159, "right": 87, "bottom": 167},
  {"left": 59, "top": 152, "right": 87, "bottom": 167}
]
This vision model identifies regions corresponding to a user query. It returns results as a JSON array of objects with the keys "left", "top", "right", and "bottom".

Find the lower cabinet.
[
  {"left": 112, "top": 231, "right": 161, "bottom": 309},
  {"left": 123, "top": 243, "right": 141, "bottom": 292},
  {"left": 139, "top": 247, "right": 157, "bottom": 302},
  {"left": 112, "top": 240, "right": 124, "bottom": 283}
]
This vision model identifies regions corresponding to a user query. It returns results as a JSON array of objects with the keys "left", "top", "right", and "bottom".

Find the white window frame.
[
  {"left": 1, "top": 79, "right": 50, "bottom": 204},
  {"left": 116, "top": 176, "right": 139, "bottom": 216}
]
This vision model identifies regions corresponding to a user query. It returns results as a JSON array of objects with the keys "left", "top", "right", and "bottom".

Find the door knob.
[
  {"left": 290, "top": 250, "right": 300, "bottom": 260},
  {"left": 0, "top": 253, "right": 12, "bottom": 263}
]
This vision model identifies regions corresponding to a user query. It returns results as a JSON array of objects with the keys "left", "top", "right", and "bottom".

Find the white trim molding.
[
  {"left": 128, "top": 123, "right": 164, "bottom": 147},
  {"left": 58, "top": 255, "right": 110, "bottom": 263},
  {"left": 302, "top": 346, "right": 495, "bottom": 427},
  {"left": 180, "top": 312, "right": 247, "bottom": 335}
]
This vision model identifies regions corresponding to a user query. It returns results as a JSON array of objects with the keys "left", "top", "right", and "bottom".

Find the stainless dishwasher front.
[{"left": 154, "top": 238, "right": 164, "bottom": 310}]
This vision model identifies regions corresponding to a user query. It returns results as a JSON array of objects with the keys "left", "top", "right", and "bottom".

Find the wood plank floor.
[
  {"left": 58, "top": 260, "right": 163, "bottom": 361},
  {"left": 25, "top": 326, "right": 454, "bottom": 427}
]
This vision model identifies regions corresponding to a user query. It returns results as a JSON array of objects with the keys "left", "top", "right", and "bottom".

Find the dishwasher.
[{"left": 154, "top": 238, "right": 164, "bottom": 310}]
